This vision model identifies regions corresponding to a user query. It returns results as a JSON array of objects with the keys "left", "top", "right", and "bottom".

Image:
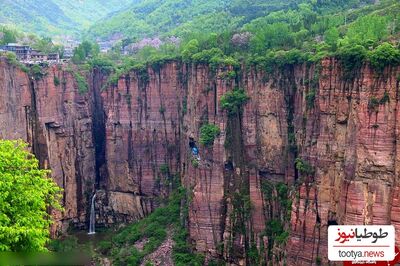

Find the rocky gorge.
[{"left": 1, "top": 56, "right": 400, "bottom": 265}]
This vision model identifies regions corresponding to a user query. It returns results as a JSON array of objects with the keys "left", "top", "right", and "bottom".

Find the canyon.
[{"left": 0, "top": 57, "right": 400, "bottom": 265}]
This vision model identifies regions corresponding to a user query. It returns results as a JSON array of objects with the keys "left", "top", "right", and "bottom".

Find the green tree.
[
  {"left": 368, "top": 42, "right": 400, "bottom": 71},
  {"left": 220, "top": 88, "right": 250, "bottom": 116},
  {"left": 346, "top": 15, "right": 389, "bottom": 45},
  {"left": 199, "top": 124, "right": 220, "bottom": 146},
  {"left": 0, "top": 140, "right": 62, "bottom": 252},
  {"left": 249, "top": 22, "right": 294, "bottom": 53},
  {"left": 181, "top": 39, "right": 199, "bottom": 62},
  {"left": 324, "top": 27, "right": 339, "bottom": 50},
  {"left": 337, "top": 44, "right": 367, "bottom": 79},
  {"left": 72, "top": 46, "right": 85, "bottom": 64},
  {"left": 72, "top": 41, "right": 100, "bottom": 64},
  {"left": 0, "top": 28, "right": 17, "bottom": 45},
  {"left": 32, "top": 37, "right": 54, "bottom": 53},
  {"left": 81, "top": 41, "right": 98, "bottom": 57}
]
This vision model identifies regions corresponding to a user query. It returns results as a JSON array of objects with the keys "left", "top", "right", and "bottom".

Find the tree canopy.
[
  {"left": 0, "top": 140, "right": 62, "bottom": 252},
  {"left": 79, "top": 0, "right": 400, "bottom": 80}
]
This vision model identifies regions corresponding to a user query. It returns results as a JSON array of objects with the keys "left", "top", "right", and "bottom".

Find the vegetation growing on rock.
[
  {"left": 305, "top": 88, "right": 316, "bottom": 110},
  {"left": 199, "top": 124, "right": 220, "bottom": 146},
  {"left": 368, "top": 42, "right": 400, "bottom": 71},
  {"left": 53, "top": 76, "right": 60, "bottom": 86},
  {"left": 73, "top": 72, "right": 89, "bottom": 94},
  {"left": 261, "top": 180, "right": 292, "bottom": 261},
  {"left": 31, "top": 64, "right": 45, "bottom": 80},
  {"left": 220, "top": 88, "right": 250, "bottom": 116},
  {"left": 295, "top": 158, "right": 314, "bottom": 176}
]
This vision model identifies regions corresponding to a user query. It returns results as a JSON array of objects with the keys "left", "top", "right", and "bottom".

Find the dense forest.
[
  {"left": 87, "top": 0, "right": 379, "bottom": 40},
  {"left": 2, "top": 0, "right": 399, "bottom": 72},
  {"left": 79, "top": 0, "right": 400, "bottom": 88}
]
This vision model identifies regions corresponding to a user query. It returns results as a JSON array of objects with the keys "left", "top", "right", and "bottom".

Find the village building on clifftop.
[{"left": 0, "top": 43, "right": 61, "bottom": 63}]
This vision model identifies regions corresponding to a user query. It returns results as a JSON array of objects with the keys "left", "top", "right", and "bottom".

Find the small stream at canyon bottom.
[
  {"left": 74, "top": 230, "right": 108, "bottom": 245},
  {"left": 48, "top": 228, "right": 112, "bottom": 256}
]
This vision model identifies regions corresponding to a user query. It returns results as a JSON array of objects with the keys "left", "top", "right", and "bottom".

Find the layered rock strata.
[{"left": 1, "top": 57, "right": 399, "bottom": 265}]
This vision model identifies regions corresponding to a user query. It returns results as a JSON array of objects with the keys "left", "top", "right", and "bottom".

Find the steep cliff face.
[
  {"left": 0, "top": 59, "right": 97, "bottom": 234},
  {"left": 93, "top": 64, "right": 185, "bottom": 224},
  {"left": 286, "top": 59, "right": 400, "bottom": 265},
  {"left": 1, "top": 57, "right": 400, "bottom": 265},
  {"left": 178, "top": 59, "right": 400, "bottom": 265}
]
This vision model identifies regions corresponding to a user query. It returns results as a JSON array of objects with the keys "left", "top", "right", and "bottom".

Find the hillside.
[
  {"left": 81, "top": 0, "right": 399, "bottom": 76},
  {"left": 86, "top": 0, "right": 303, "bottom": 40},
  {"left": 86, "top": 0, "right": 377, "bottom": 40},
  {"left": 0, "top": 0, "right": 134, "bottom": 37}
]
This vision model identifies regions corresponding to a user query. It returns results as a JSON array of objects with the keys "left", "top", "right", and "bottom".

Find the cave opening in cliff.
[
  {"left": 189, "top": 137, "right": 196, "bottom": 149},
  {"left": 224, "top": 160, "right": 234, "bottom": 171}
]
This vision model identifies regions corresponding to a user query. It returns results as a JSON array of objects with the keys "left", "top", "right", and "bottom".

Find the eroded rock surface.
[{"left": 1, "top": 57, "right": 400, "bottom": 265}]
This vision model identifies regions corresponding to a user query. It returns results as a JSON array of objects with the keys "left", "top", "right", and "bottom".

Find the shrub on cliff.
[
  {"left": 380, "top": 91, "right": 390, "bottom": 104},
  {"left": 265, "top": 219, "right": 289, "bottom": 245},
  {"left": 336, "top": 44, "right": 367, "bottom": 79},
  {"left": 73, "top": 72, "right": 89, "bottom": 94},
  {"left": 5, "top": 51, "right": 17, "bottom": 65},
  {"left": 305, "top": 88, "right": 316, "bottom": 110},
  {"left": 199, "top": 123, "right": 220, "bottom": 146},
  {"left": 368, "top": 42, "right": 400, "bottom": 72},
  {"left": 220, "top": 88, "right": 250, "bottom": 116},
  {"left": 0, "top": 140, "right": 62, "bottom": 252},
  {"left": 30, "top": 64, "right": 45, "bottom": 80},
  {"left": 3, "top": 52, "right": 29, "bottom": 72},
  {"left": 159, "top": 164, "right": 169, "bottom": 175},
  {"left": 89, "top": 56, "right": 115, "bottom": 73},
  {"left": 53, "top": 76, "right": 60, "bottom": 86},
  {"left": 188, "top": 46, "right": 239, "bottom": 69},
  {"left": 191, "top": 48, "right": 224, "bottom": 64},
  {"left": 191, "top": 158, "right": 199, "bottom": 168},
  {"left": 368, "top": 97, "right": 379, "bottom": 112},
  {"left": 295, "top": 158, "right": 314, "bottom": 176}
]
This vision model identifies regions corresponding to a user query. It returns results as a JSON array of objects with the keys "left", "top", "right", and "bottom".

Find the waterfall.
[{"left": 88, "top": 194, "right": 96, "bottom": 235}]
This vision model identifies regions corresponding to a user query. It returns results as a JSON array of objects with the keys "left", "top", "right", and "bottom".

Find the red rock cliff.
[
  {"left": 1, "top": 57, "right": 400, "bottom": 265},
  {"left": 0, "top": 59, "right": 96, "bottom": 233}
]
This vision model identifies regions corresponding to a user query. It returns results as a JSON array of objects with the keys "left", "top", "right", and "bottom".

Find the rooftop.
[{"left": 6, "top": 43, "right": 30, "bottom": 47}]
